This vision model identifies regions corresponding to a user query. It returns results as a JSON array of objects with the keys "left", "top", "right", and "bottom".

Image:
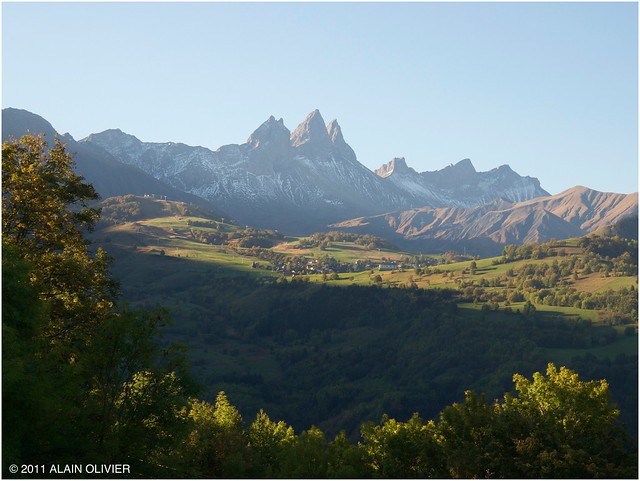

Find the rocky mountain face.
[
  {"left": 82, "top": 110, "right": 403, "bottom": 232},
  {"left": 80, "top": 109, "right": 548, "bottom": 233},
  {"left": 333, "top": 186, "right": 639, "bottom": 255},
  {"left": 2, "top": 108, "right": 218, "bottom": 211},
  {"left": 6, "top": 107, "right": 634, "bottom": 253},
  {"left": 375, "top": 157, "right": 549, "bottom": 207}
]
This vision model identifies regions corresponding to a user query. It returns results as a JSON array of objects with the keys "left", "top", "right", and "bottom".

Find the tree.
[
  {"left": 2, "top": 134, "right": 117, "bottom": 345},
  {"left": 280, "top": 426, "right": 328, "bottom": 478},
  {"left": 111, "top": 370, "right": 189, "bottom": 474},
  {"left": 361, "top": 413, "right": 444, "bottom": 478},
  {"left": 248, "top": 409, "right": 295, "bottom": 476},
  {"left": 522, "top": 300, "right": 536, "bottom": 317},
  {"left": 182, "top": 395, "right": 247, "bottom": 477},
  {"left": 469, "top": 260, "right": 477, "bottom": 274},
  {"left": 2, "top": 134, "right": 99, "bottom": 251},
  {"left": 2, "top": 244, "right": 76, "bottom": 469},
  {"left": 2, "top": 135, "right": 193, "bottom": 475},
  {"left": 499, "top": 364, "right": 636, "bottom": 478},
  {"left": 437, "top": 391, "right": 506, "bottom": 478},
  {"left": 326, "top": 431, "right": 369, "bottom": 478}
]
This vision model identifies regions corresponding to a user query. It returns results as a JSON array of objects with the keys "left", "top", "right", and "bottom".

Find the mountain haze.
[
  {"left": 80, "top": 109, "right": 549, "bottom": 233},
  {"left": 376, "top": 157, "right": 548, "bottom": 207},
  {"left": 1, "top": 108, "right": 220, "bottom": 212},
  {"left": 4, "top": 107, "right": 635, "bottom": 254},
  {"left": 333, "top": 186, "right": 638, "bottom": 255}
]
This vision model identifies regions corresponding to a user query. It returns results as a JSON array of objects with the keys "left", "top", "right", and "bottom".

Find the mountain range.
[
  {"left": 79, "top": 109, "right": 549, "bottom": 231},
  {"left": 2, "top": 107, "right": 637, "bottom": 254},
  {"left": 1, "top": 108, "right": 218, "bottom": 211},
  {"left": 333, "top": 186, "right": 638, "bottom": 255}
]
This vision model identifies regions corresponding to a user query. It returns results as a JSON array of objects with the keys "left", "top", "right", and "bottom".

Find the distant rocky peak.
[
  {"left": 451, "top": 158, "right": 476, "bottom": 174},
  {"left": 290, "top": 109, "right": 331, "bottom": 150},
  {"left": 327, "top": 119, "right": 344, "bottom": 145},
  {"left": 497, "top": 164, "right": 514, "bottom": 172},
  {"left": 84, "top": 128, "right": 142, "bottom": 147},
  {"left": 247, "top": 115, "right": 291, "bottom": 149},
  {"left": 326, "top": 118, "right": 358, "bottom": 162},
  {"left": 375, "top": 157, "right": 412, "bottom": 177}
]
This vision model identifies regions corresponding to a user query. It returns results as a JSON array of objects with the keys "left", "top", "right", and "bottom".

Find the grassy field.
[
  {"left": 272, "top": 240, "right": 411, "bottom": 263},
  {"left": 95, "top": 209, "right": 637, "bottom": 296}
]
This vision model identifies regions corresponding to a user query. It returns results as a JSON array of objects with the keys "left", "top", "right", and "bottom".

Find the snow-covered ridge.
[{"left": 80, "top": 110, "right": 549, "bottom": 233}]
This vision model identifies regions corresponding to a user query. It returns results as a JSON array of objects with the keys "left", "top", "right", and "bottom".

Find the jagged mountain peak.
[
  {"left": 7, "top": 107, "right": 567, "bottom": 239},
  {"left": 375, "top": 157, "right": 412, "bottom": 177},
  {"left": 290, "top": 109, "right": 331, "bottom": 150},
  {"left": 326, "top": 119, "right": 344, "bottom": 145},
  {"left": 326, "top": 118, "right": 358, "bottom": 163},
  {"left": 450, "top": 158, "right": 476, "bottom": 174},
  {"left": 247, "top": 115, "right": 291, "bottom": 149}
]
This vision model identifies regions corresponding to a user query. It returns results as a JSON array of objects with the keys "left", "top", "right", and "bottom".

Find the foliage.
[
  {"left": 499, "top": 364, "right": 636, "bottom": 478},
  {"left": 170, "top": 366, "right": 638, "bottom": 478},
  {"left": 302, "top": 231, "right": 398, "bottom": 251},
  {"left": 361, "top": 413, "right": 443, "bottom": 478},
  {"left": 2, "top": 134, "right": 117, "bottom": 345},
  {"left": 180, "top": 392, "right": 249, "bottom": 477},
  {"left": 2, "top": 135, "right": 191, "bottom": 477}
]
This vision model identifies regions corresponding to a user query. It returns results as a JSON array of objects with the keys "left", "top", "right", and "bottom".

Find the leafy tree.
[
  {"left": 2, "top": 134, "right": 116, "bottom": 346},
  {"left": 522, "top": 300, "right": 536, "bottom": 317},
  {"left": 111, "top": 370, "right": 189, "bottom": 474},
  {"left": 183, "top": 392, "right": 249, "bottom": 477},
  {"left": 2, "top": 245, "right": 76, "bottom": 468},
  {"left": 2, "top": 134, "right": 192, "bottom": 475},
  {"left": 79, "top": 307, "right": 191, "bottom": 466},
  {"left": 2, "top": 134, "right": 99, "bottom": 251},
  {"left": 500, "top": 364, "right": 636, "bottom": 478},
  {"left": 437, "top": 391, "right": 506, "bottom": 478},
  {"left": 187, "top": 391, "right": 249, "bottom": 478},
  {"left": 469, "top": 260, "right": 477, "bottom": 274},
  {"left": 280, "top": 426, "right": 329, "bottom": 478},
  {"left": 326, "top": 431, "right": 369, "bottom": 478},
  {"left": 361, "top": 413, "right": 444, "bottom": 478},
  {"left": 248, "top": 409, "right": 295, "bottom": 476}
]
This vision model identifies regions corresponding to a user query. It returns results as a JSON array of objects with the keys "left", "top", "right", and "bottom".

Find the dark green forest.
[{"left": 2, "top": 135, "right": 637, "bottom": 478}]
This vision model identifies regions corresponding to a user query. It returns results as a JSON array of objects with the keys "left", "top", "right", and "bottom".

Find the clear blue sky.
[{"left": 3, "top": 2, "right": 638, "bottom": 194}]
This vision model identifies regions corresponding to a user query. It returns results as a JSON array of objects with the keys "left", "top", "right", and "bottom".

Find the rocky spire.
[
  {"left": 327, "top": 119, "right": 357, "bottom": 162},
  {"left": 451, "top": 158, "right": 476, "bottom": 174},
  {"left": 327, "top": 119, "right": 345, "bottom": 146},
  {"left": 290, "top": 110, "right": 332, "bottom": 155},
  {"left": 247, "top": 115, "right": 291, "bottom": 164},
  {"left": 248, "top": 115, "right": 290, "bottom": 148},
  {"left": 375, "top": 157, "right": 412, "bottom": 178}
]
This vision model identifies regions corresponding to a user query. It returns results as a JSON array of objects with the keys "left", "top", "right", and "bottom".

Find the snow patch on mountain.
[{"left": 81, "top": 110, "right": 550, "bottom": 233}]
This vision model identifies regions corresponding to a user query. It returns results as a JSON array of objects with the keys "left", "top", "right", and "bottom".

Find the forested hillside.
[
  {"left": 2, "top": 134, "right": 637, "bottom": 478},
  {"left": 92, "top": 194, "right": 638, "bottom": 438}
]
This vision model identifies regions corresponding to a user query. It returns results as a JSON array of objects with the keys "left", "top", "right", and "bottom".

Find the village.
[{"left": 248, "top": 252, "right": 442, "bottom": 278}]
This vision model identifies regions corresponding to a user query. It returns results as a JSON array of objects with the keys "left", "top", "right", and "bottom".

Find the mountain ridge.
[
  {"left": 4, "top": 107, "right": 635, "bottom": 254},
  {"left": 2, "top": 108, "right": 221, "bottom": 213},
  {"left": 78, "top": 109, "right": 550, "bottom": 233},
  {"left": 332, "top": 185, "right": 638, "bottom": 255}
]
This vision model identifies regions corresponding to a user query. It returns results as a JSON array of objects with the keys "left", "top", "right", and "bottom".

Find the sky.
[{"left": 2, "top": 2, "right": 638, "bottom": 195}]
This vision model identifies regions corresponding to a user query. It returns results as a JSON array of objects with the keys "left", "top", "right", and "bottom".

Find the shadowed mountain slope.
[{"left": 333, "top": 186, "right": 638, "bottom": 255}]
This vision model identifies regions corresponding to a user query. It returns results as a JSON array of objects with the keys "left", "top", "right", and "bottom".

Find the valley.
[{"left": 92, "top": 195, "right": 638, "bottom": 438}]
